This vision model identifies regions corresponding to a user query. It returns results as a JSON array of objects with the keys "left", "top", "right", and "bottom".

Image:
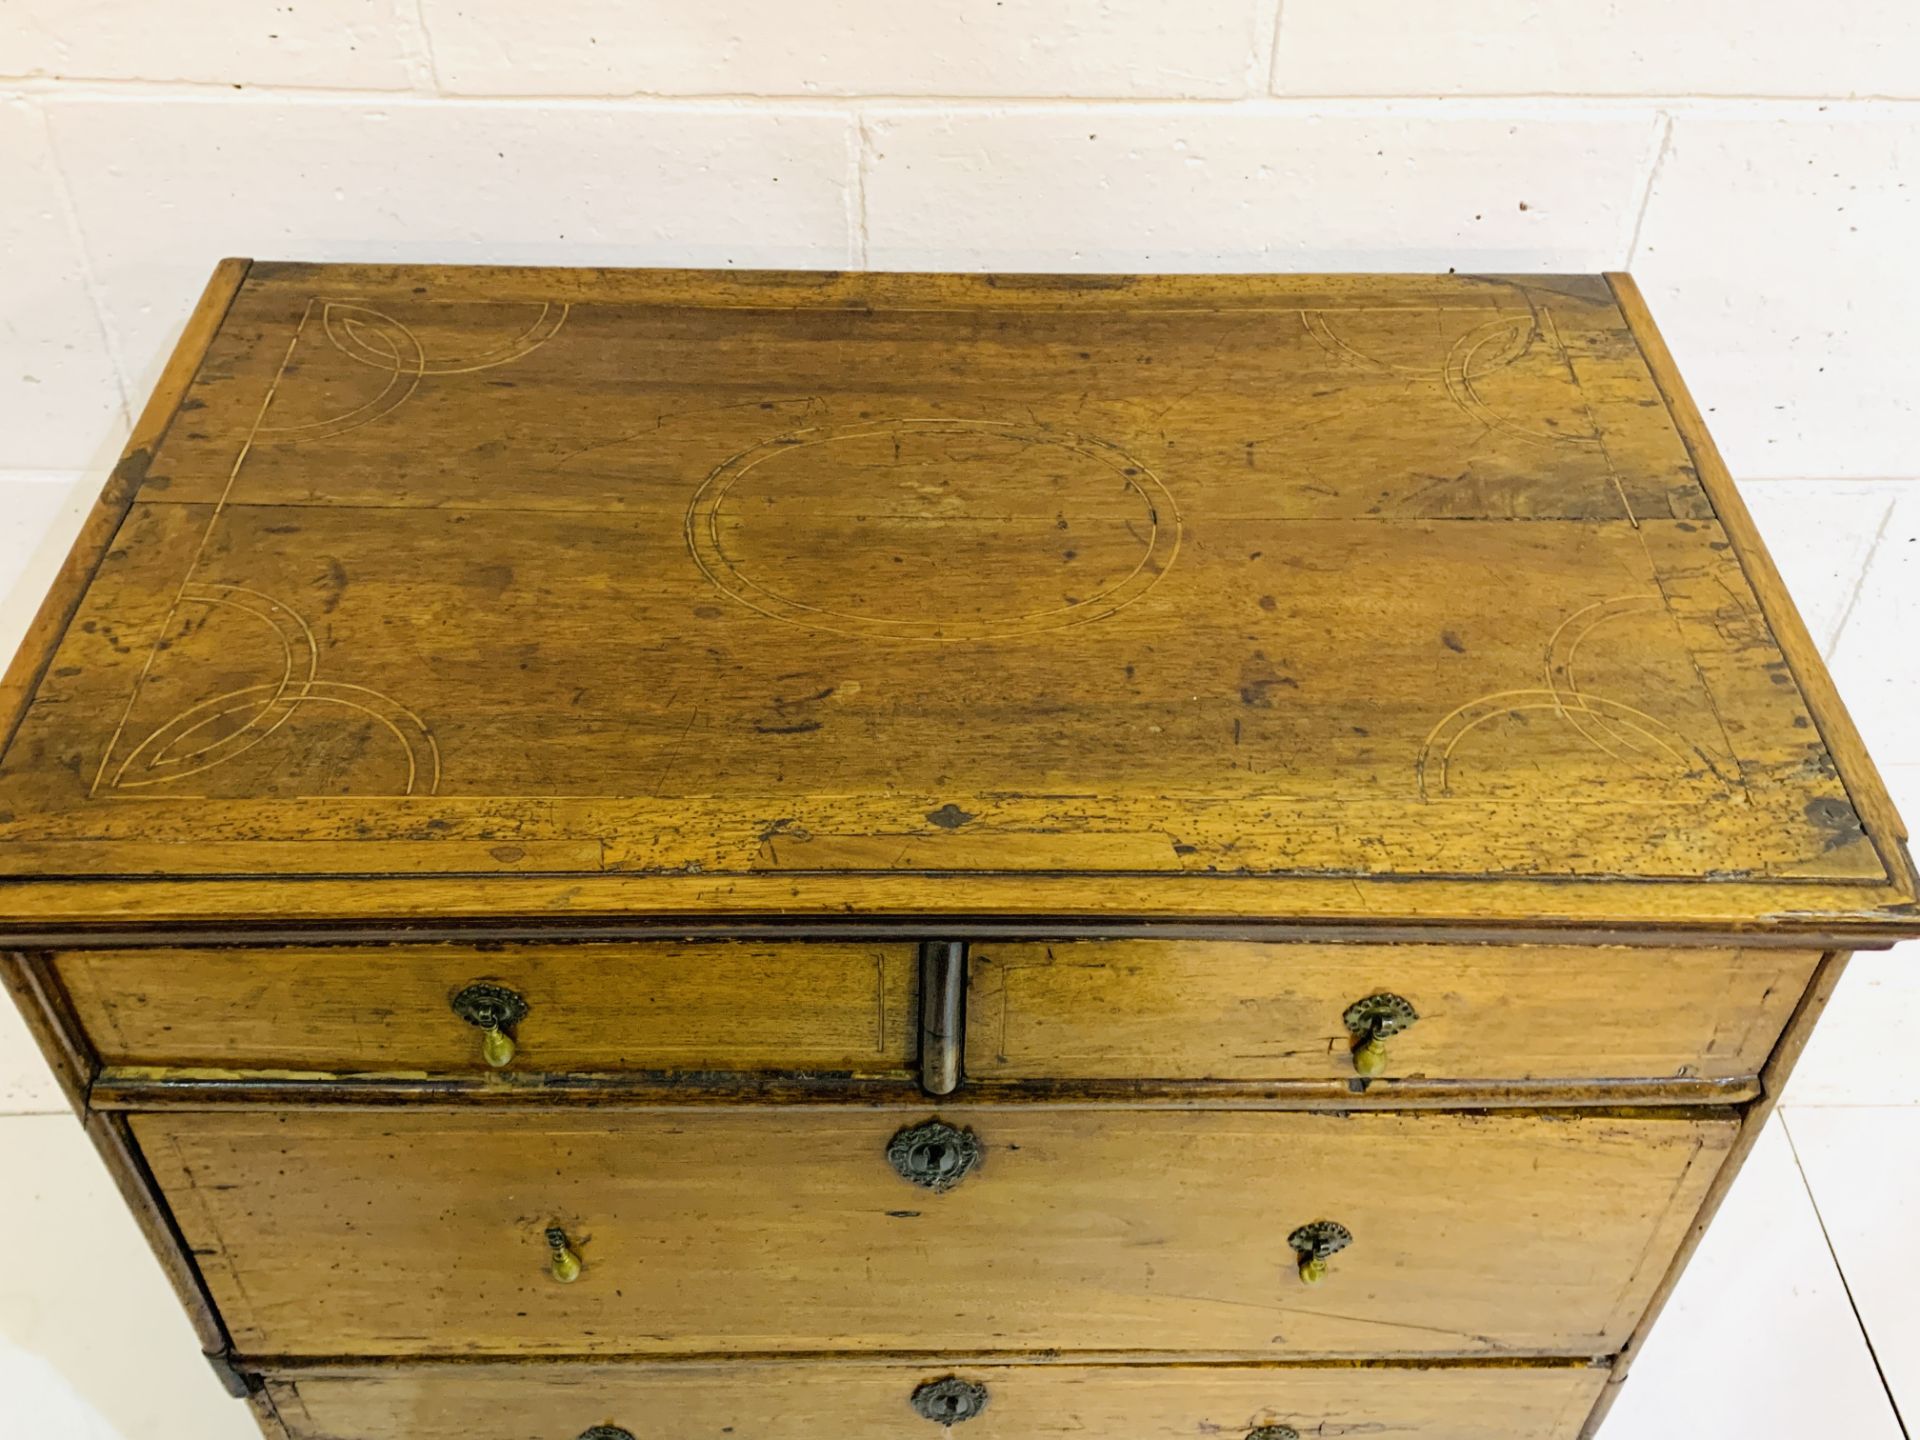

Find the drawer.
[
  {"left": 55, "top": 941, "right": 915, "bottom": 1076},
  {"left": 136, "top": 1107, "right": 1732, "bottom": 1359},
  {"left": 266, "top": 1359, "right": 1608, "bottom": 1440},
  {"left": 966, "top": 942, "right": 1818, "bottom": 1086}
]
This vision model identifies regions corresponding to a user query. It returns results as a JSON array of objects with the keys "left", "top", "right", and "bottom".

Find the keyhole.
[
  {"left": 939, "top": 1396, "right": 960, "bottom": 1419},
  {"left": 921, "top": 1142, "right": 948, "bottom": 1170}
]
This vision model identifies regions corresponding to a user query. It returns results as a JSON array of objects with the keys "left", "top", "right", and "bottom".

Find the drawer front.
[
  {"left": 57, "top": 942, "right": 915, "bottom": 1075},
  {"left": 966, "top": 942, "right": 1817, "bottom": 1085},
  {"left": 136, "top": 1108, "right": 1731, "bottom": 1359},
  {"left": 268, "top": 1360, "right": 1607, "bottom": 1440}
]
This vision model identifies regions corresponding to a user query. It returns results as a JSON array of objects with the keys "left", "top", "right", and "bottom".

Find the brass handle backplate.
[
  {"left": 912, "top": 1376, "right": 989, "bottom": 1425},
  {"left": 1246, "top": 1428, "right": 1301, "bottom": 1440},
  {"left": 451, "top": 981, "right": 530, "bottom": 1069},
  {"left": 1343, "top": 992, "right": 1418, "bottom": 1077},
  {"left": 545, "top": 1224, "right": 583, "bottom": 1284},
  {"left": 1288, "top": 1219, "right": 1352, "bottom": 1285},
  {"left": 887, "top": 1119, "right": 981, "bottom": 1192},
  {"left": 578, "top": 1429, "right": 635, "bottom": 1440}
]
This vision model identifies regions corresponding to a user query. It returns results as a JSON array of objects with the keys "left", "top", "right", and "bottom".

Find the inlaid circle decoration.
[{"left": 684, "top": 418, "right": 1181, "bottom": 641}]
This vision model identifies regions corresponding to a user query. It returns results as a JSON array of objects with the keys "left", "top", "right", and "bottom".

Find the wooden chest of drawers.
[{"left": 3, "top": 263, "right": 1914, "bottom": 1440}]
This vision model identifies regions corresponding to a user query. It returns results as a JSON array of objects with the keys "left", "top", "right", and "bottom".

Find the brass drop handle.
[
  {"left": 1246, "top": 1428, "right": 1300, "bottom": 1440},
  {"left": 1288, "top": 1219, "right": 1352, "bottom": 1285},
  {"left": 887, "top": 1119, "right": 982, "bottom": 1192},
  {"left": 546, "top": 1225, "right": 583, "bottom": 1284},
  {"left": 577, "top": 1429, "right": 634, "bottom": 1440},
  {"left": 450, "top": 981, "right": 530, "bottom": 1069},
  {"left": 912, "top": 1376, "right": 989, "bottom": 1426},
  {"left": 1343, "top": 992, "right": 1418, "bottom": 1077}
]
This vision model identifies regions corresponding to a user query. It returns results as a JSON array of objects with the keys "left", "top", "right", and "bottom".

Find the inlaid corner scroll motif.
[
  {"left": 256, "top": 300, "right": 568, "bottom": 441},
  {"left": 1416, "top": 596, "right": 1738, "bottom": 803},
  {"left": 1302, "top": 302, "right": 1606, "bottom": 452},
  {"left": 101, "top": 585, "right": 441, "bottom": 797},
  {"left": 91, "top": 298, "right": 568, "bottom": 799},
  {"left": 1300, "top": 293, "right": 1646, "bottom": 524}
]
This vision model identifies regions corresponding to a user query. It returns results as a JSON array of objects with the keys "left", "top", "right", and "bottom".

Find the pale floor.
[{"left": 0, "top": 472, "right": 1915, "bottom": 1439}]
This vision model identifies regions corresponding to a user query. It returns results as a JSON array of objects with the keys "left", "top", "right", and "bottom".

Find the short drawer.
[
  {"left": 965, "top": 941, "right": 1818, "bottom": 1088},
  {"left": 56, "top": 942, "right": 914, "bottom": 1076},
  {"left": 267, "top": 1359, "right": 1607, "bottom": 1440},
  {"left": 136, "top": 1107, "right": 1732, "bottom": 1359}
]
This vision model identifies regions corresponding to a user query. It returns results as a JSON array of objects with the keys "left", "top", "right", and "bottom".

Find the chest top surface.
[{"left": 0, "top": 264, "right": 1912, "bottom": 937}]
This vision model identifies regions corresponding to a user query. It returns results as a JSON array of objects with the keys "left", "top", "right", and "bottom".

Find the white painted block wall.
[{"left": 2, "top": 5, "right": 1917, "bottom": 1438}]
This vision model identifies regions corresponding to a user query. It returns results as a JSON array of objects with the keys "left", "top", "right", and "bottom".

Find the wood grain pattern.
[
  {"left": 134, "top": 1107, "right": 1733, "bottom": 1361},
  {"left": 85, "top": 1070, "right": 1762, "bottom": 1111},
  {"left": 0, "top": 950, "right": 92, "bottom": 1115},
  {"left": 0, "top": 266, "right": 1910, "bottom": 937},
  {"left": 4, "top": 874, "right": 1914, "bottom": 944},
  {"left": 245, "top": 1386, "right": 291, "bottom": 1440},
  {"left": 56, "top": 941, "right": 915, "bottom": 1075},
  {"left": 0, "top": 259, "right": 249, "bottom": 763},
  {"left": 1608, "top": 275, "right": 1918, "bottom": 905},
  {"left": 965, "top": 941, "right": 1818, "bottom": 1086},
  {"left": 266, "top": 1359, "right": 1607, "bottom": 1440},
  {"left": 55, "top": 937, "right": 1806, "bottom": 1095}
]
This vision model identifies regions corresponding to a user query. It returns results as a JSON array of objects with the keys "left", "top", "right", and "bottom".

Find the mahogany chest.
[{"left": 2, "top": 263, "right": 1914, "bottom": 1440}]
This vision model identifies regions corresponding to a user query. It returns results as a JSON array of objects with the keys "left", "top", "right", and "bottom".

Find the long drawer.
[
  {"left": 135, "top": 1107, "right": 1732, "bottom": 1359},
  {"left": 265, "top": 1360, "right": 1609, "bottom": 1440},
  {"left": 965, "top": 941, "right": 1817, "bottom": 1087},
  {"left": 58, "top": 940, "right": 1815, "bottom": 1093},
  {"left": 56, "top": 942, "right": 916, "bottom": 1076}
]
